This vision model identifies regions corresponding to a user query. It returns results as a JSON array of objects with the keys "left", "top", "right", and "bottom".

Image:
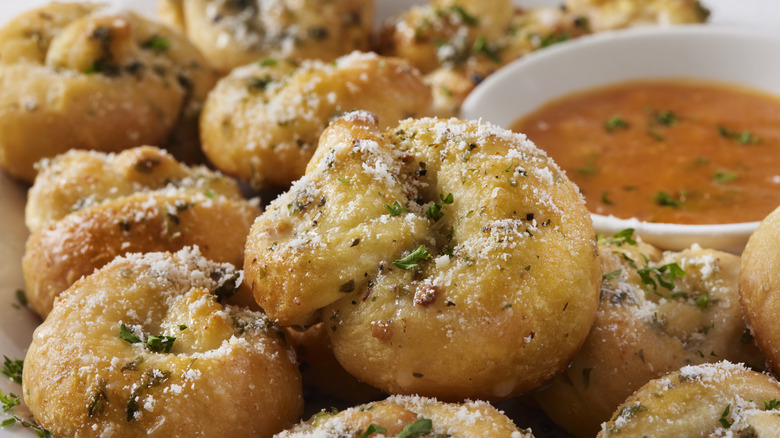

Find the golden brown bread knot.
[
  {"left": 536, "top": 232, "right": 765, "bottom": 438},
  {"left": 0, "top": 2, "right": 217, "bottom": 182},
  {"left": 599, "top": 362, "right": 780, "bottom": 437},
  {"left": 23, "top": 146, "right": 260, "bottom": 318},
  {"left": 244, "top": 113, "right": 601, "bottom": 400},
  {"left": 740, "top": 206, "right": 780, "bottom": 375},
  {"left": 200, "top": 52, "right": 432, "bottom": 188},
  {"left": 23, "top": 247, "right": 303, "bottom": 438},
  {"left": 277, "top": 395, "right": 534, "bottom": 437},
  {"left": 158, "top": 0, "right": 375, "bottom": 75}
]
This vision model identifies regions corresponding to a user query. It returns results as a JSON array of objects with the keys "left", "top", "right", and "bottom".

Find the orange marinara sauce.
[{"left": 511, "top": 80, "right": 780, "bottom": 224}]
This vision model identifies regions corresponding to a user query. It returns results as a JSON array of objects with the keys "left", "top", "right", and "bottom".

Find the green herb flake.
[
  {"left": 179, "top": 325, "right": 188, "bottom": 331},
  {"left": 384, "top": 201, "right": 406, "bottom": 216},
  {"left": 718, "top": 125, "right": 761, "bottom": 145},
  {"left": 539, "top": 32, "right": 569, "bottom": 48},
  {"left": 359, "top": 423, "right": 388, "bottom": 438},
  {"left": 713, "top": 170, "right": 737, "bottom": 183},
  {"left": 87, "top": 379, "right": 108, "bottom": 418},
  {"left": 636, "top": 262, "right": 686, "bottom": 298},
  {"left": 2, "top": 356, "right": 24, "bottom": 384},
  {"left": 601, "top": 190, "right": 614, "bottom": 206},
  {"left": 337, "top": 177, "right": 351, "bottom": 184},
  {"left": 398, "top": 418, "right": 433, "bottom": 437},
  {"left": 604, "top": 115, "right": 629, "bottom": 132},
  {"left": 719, "top": 404, "right": 731, "bottom": 428},
  {"left": 248, "top": 75, "right": 272, "bottom": 91},
  {"left": 602, "top": 270, "right": 622, "bottom": 281},
  {"left": 652, "top": 109, "right": 678, "bottom": 126},
  {"left": 119, "top": 324, "right": 142, "bottom": 344},
  {"left": 653, "top": 190, "right": 682, "bottom": 208},
  {"left": 141, "top": 35, "right": 171, "bottom": 54},
  {"left": 618, "top": 403, "right": 647, "bottom": 419},
  {"left": 647, "top": 128, "right": 665, "bottom": 142},
  {"left": 601, "top": 228, "right": 637, "bottom": 247},
  {"left": 503, "top": 159, "right": 514, "bottom": 172},
  {"left": 0, "top": 414, "right": 52, "bottom": 437},
  {"left": 258, "top": 58, "right": 278, "bottom": 67},
  {"left": 14, "top": 289, "right": 27, "bottom": 308},
  {"left": 0, "top": 389, "right": 20, "bottom": 412},
  {"left": 473, "top": 36, "right": 500, "bottom": 63},
  {"left": 427, "top": 193, "right": 454, "bottom": 220},
  {"left": 393, "top": 245, "right": 432, "bottom": 270},
  {"left": 450, "top": 5, "right": 479, "bottom": 25},
  {"left": 695, "top": 290, "right": 710, "bottom": 310},
  {"left": 146, "top": 335, "right": 176, "bottom": 353},
  {"left": 764, "top": 399, "right": 780, "bottom": 410}
]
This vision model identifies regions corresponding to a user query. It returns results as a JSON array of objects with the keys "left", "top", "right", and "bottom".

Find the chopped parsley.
[
  {"left": 87, "top": 379, "right": 108, "bottom": 418},
  {"left": 119, "top": 324, "right": 176, "bottom": 353},
  {"left": 604, "top": 115, "right": 629, "bottom": 132},
  {"left": 337, "top": 177, "right": 351, "bottom": 184},
  {"left": 637, "top": 262, "right": 685, "bottom": 294},
  {"left": 359, "top": 424, "right": 388, "bottom": 438},
  {"left": 653, "top": 190, "right": 682, "bottom": 208},
  {"left": 450, "top": 5, "right": 479, "bottom": 25},
  {"left": 472, "top": 37, "right": 500, "bottom": 63},
  {"left": 248, "top": 75, "right": 272, "bottom": 91},
  {"left": 84, "top": 58, "right": 120, "bottom": 76},
  {"left": 718, "top": 404, "right": 731, "bottom": 428},
  {"left": 617, "top": 403, "right": 647, "bottom": 419},
  {"left": 695, "top": 290, "right": 710, "bottom": 310},
  {"left": 602, "top": 270, "right": 622, "bottom": 281},
  {"left": 384, "top": 201, "right": 405, "bottom": 216},
  {"left": 713, "top": 170, "right": 737, "bottom": 183},
  {"left": 141, "top": 35, "right": 171, "bottom": 54},
  {"left": 126, "top": 369, "right": 170, "bottom": 421},
  {"left": 258, "top": 58, "right": 278, "bottom": 67},
  {"left": 14, "top": 289, "right": 27, "bottom": 309},
  {"left": 2, "top": 356, "right": 23, "bottom": 384},
  {"left": 601, "top": 228, "right": 637, "bottom": 247},
  {"left": 651, "top": 109, "right": 678, "bottom": 126},
  {"left": 647, "top": 129, "right": 665, "bottom": 142},
  {"left": 0, "top": 389, "right": 20, "bottom": 412},
  {"left": 119, "top": 324, "right": 142, "bottom": 344},
  {"left": 539, "top": 32, "right": 569, "bottom": 48},
  {"left": 145, "top": 335, "right": 176, "bottom": 353},
  {"left": 503, "top": 159, "right": 514, "bottom": 172},
  {"left": 427, "top": 193, "right": 454, "bottom": 221},
  {"left": 718, "top": 125, "right": 761, "bottom": 145},
  {"left": 764, "top": 399, "right": 780, "bottom": 410},
  {"left": 0, "top": 414, "right": 52, "bottom": 438},
  {"left": 601, "top": 190, "right": 614, "bottom": 205},
  {"left": 398, "top": 418, "right": 433, "bottom": 437},
  {"left": 393, "top": 245, "right": 431, "bottom": 270}
]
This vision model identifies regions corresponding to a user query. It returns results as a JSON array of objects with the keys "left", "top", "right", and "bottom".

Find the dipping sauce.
[{"left": 511, "top": 80, "right": 780, "bottom": 224}]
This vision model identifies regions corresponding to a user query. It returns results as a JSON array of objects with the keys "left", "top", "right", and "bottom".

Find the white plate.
[{"left": 0, "top": 1, "right": 778, "bottom": 436}]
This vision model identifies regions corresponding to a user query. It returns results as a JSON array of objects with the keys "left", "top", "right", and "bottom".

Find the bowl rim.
[
  {"left": 459, "top": 24, "right": 780, "bottom": 251},
  {"left": 462, "top": 24, "right": 780, "bottom": 126}
]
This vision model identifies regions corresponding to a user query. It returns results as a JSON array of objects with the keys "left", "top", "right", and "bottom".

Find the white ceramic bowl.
[{"left": 460, "top": 25, "right": 780, "bottom": 254}]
